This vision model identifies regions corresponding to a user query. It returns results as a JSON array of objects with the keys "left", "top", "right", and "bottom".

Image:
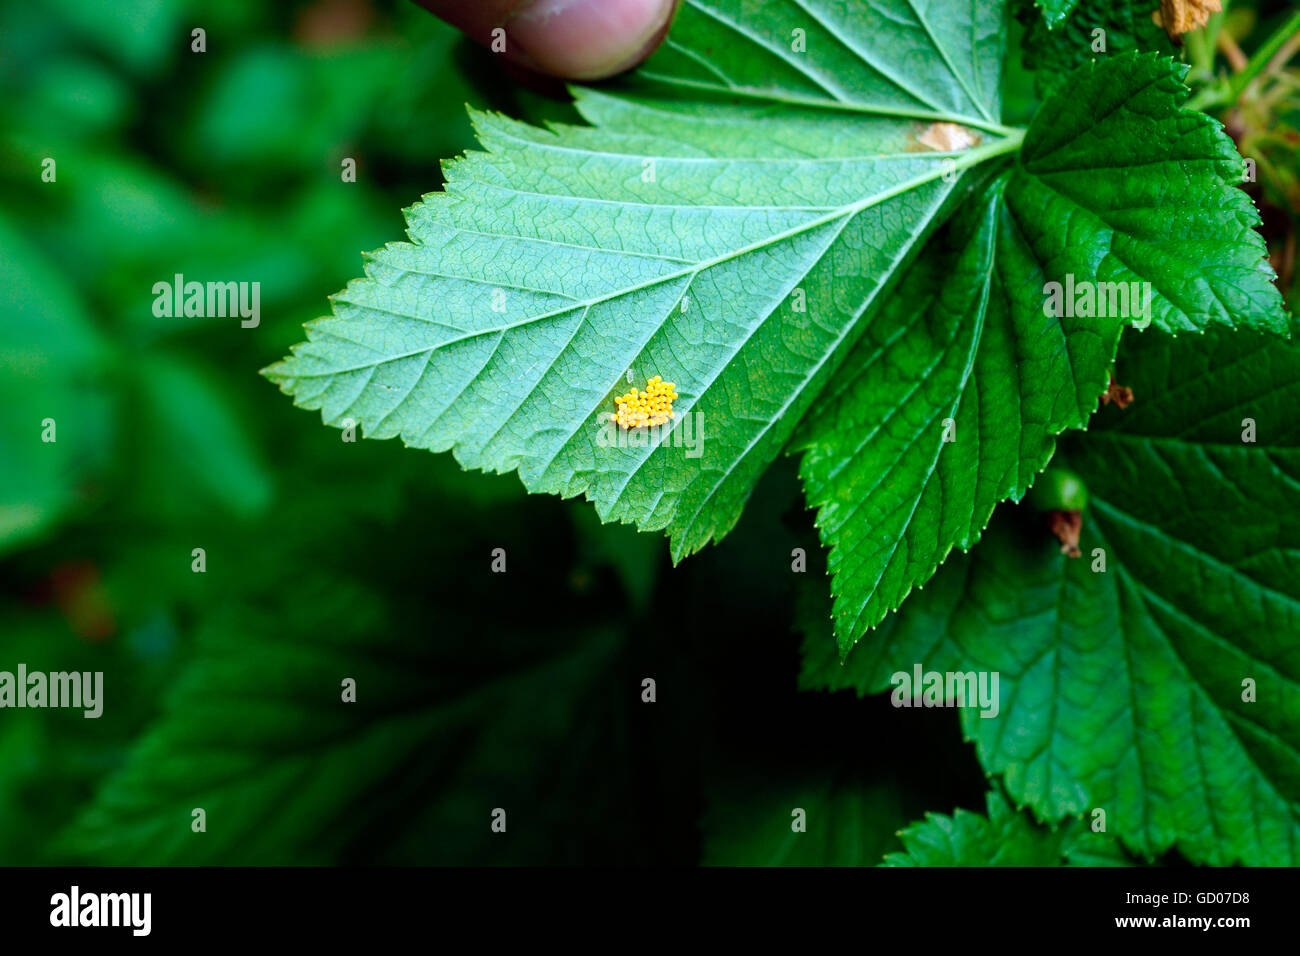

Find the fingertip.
[{"left": 508, "top": 0, "right": 677, "bottom": 81}]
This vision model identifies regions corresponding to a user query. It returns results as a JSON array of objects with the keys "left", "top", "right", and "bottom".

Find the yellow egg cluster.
[{"left": 610, "top": 375, "right": 678, "bottom": 429}]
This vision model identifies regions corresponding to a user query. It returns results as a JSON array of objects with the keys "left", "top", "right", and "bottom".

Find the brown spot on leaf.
[{"left": 916, "top": 122, "right": 981, "bottom": 152}]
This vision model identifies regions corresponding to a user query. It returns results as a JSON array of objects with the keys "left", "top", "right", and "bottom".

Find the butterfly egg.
[{"left": 611, "top": 376, "right": 678, "bottom": 430}]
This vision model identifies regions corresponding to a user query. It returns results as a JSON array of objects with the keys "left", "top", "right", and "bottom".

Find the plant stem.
[
  {"left": 1267, "top": 30, "right": 1300, "bottom": 76},
  {"left": 1217, "top": 31, "right": 1248, "bottom": 73},
  {"left": 1186, "top": 21, "right": 1217, "bottom": 76},
  {"left": 1187, "top": 8, "right": 1300, "bottom": 112},
  {"left": 1228, "top": 9, "right": 1300, "bottom": 98}
]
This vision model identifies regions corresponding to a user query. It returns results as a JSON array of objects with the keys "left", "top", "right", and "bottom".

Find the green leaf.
[
  {"left": 264, "top": 0, "right": 1019, "bottom": 562},
  {"left": 1019, "top": 0, "right": 1172, "bottom": 97},
  {"left": 884, "top": 791, "right": 1126, "bottom": 866},
  {"left": 804, "top": 328, "right": 1300, "bottom": 865},
  {"left": 796, "top": 52, "right": 1288, "bottom": 653}
]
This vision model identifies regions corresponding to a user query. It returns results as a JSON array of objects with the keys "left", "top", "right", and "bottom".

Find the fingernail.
[{"left": 508, "top": 0, "right": 676, "bottom": 81}]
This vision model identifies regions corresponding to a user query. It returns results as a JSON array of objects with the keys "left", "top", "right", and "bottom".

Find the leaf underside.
[
  {"left": 265, "top": 0, "right": 1014, "bottom": 562},
  {"left": 267, "top": 3, "right": 1284, "bottom": 597}
]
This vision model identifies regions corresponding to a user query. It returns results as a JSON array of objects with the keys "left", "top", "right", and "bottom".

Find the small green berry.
[{"left": 1027, "top": 467, "right": 1088, "bottom": 513}]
